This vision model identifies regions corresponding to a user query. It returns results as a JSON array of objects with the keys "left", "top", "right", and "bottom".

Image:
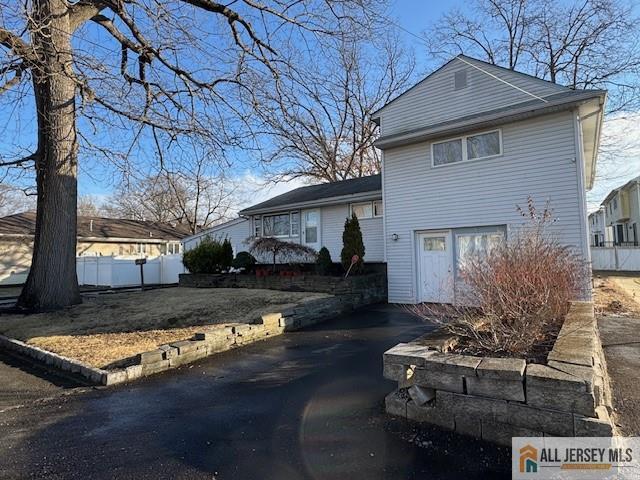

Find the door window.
[{"left": 424, "top": 236, "right": 446, "bottom": 251}]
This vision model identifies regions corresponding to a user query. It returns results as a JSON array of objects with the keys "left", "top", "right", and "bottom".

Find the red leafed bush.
[{"left": 407, "top": 198, "right": 587, "bottom": 358}]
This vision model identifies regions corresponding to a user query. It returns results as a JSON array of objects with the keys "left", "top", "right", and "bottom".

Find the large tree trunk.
[{"left": 17, "top": 0, "right": 81, "bottom": 311}]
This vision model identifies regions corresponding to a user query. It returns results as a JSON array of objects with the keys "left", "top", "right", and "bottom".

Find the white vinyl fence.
[
  {"left": 591, "top": 247, "right": 640, "bottom": 271},
  {"left": 76, "top": 254, "right": 186, "bottom": 287}
]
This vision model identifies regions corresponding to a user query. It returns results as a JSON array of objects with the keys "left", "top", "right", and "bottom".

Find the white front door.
[
  {"left": 416, "top": 231, "right": 454, "bottom": 303},
  {"left": 302, "top": 209, "right": 321, "bottom": 251}
]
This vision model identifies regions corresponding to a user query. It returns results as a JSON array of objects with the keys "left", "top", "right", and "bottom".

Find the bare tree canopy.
[
  {"left": 0, "top": 184, "right": 36, "bottom": 217},
  {"left": 425, "top": 0, "right": 640, "bottom": 112},
  {"left": 251, "top": 32, "right": 414, "bottom": 182},
  {"left": 0, "top": 0, "right": 381, "bottom": 310}
]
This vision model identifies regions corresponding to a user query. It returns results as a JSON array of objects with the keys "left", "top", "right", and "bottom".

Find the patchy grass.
[
  {"left": 593, "top": 273, "right": 640, "bottom": 316},
  {"left": 0, "top": 287, "right": 330, "bottom": 369}
]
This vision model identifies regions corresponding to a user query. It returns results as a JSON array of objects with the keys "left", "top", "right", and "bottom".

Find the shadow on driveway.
[{"left": 0, "top": 304, "right": 510, "bottom": 479}]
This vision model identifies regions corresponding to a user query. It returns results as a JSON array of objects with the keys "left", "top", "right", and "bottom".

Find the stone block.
[
  {"left": 383, "top": 343, "right": 432, "bottom": 367},
  {"left": 90, "top": 369, "right": 107, "bottom": 385},
  {"left": 125, "top": 364, "right": 143, "bottom": 381},
  {"left": 574, "top": 407, "right": 614, "bottom": 437},
  {"left": 105, "top": 370, "right": 128, "bottom": 386},
  {"left": 481, "top": 420, "right": 541, "bottom": 447},
  {"left": 546, "top": 361, "right": 595, "bottom": 393},
  {"left": 466, "top": 376, "right": 525, "bottom": 402},
  {"left": 142, "top": 359, "right": 170, "bottom": 375},
  {"left": 526, "top": 382, "right": 596, "bottom": 417},
  {"left": 526, "top": 363, "right": 589, "bottom": 393},
  {"left": 421, "top": 352, "right": 481, "bottom": 376},
  {"left": 261, "top": 312, "right": 282, "bottom": 328},
  {"left": 476, "top": 357, "right": 526, "bottom": 380},
  {"left": 454, "top": 416, "right": 481, "bottom": 438},
  {"left": 168, "top": 350, "right": 206, "bottom": 367},
  {"left": 406, "top": 400, "right": 455, "bottom": 430},
  {"left": 170, "top": 340, "right": 198, "bottom": 355},
  {"left": 385, "top": 390, "right": 408, "bottom": 418},
  {"left": 158, "top": 344, "right": 179, "bottom": 359},
  {"left": 137, "top": 349, "right": 165, "bottom": 365},
  {"left": 383, "top": 362, "right": 407, "bottom": 382},
  {"left": 436, "top": 390, "right": 508, "bottom": 422},
  {"left": 413, "top": 368, "right": 464, "bottom": 393},
  {"left": 506, "top": 402, "right": 574, "bottom": 436},
  {"left": 408, "top": 385, "right": 435, "bottom": 406}
]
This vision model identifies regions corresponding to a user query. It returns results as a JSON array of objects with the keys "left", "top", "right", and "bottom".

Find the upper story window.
[
  {"left": 432, "top": 129, "right": 502, "bottom": 167},
  {"left": 613, "top": 197, "right": 618, "bottom": 210},
  {"left": 351, "top": 200, "right": 383, "bottom": 219}
]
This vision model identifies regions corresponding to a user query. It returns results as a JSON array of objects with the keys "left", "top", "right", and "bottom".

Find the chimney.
[{"left": 90, "top": 219, "right": 93, "bottom": 232}]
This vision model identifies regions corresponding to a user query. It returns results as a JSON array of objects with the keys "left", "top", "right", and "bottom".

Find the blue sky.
[{"left": 2, "top": 0, "right": 637, "bottom": 212}]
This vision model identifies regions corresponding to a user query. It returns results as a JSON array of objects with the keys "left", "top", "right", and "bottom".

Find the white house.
[
  {"left": 600, "top": 175, "right": 640, "bottom": 246},
  {"left": 184, "top": 55, "right": 606, "bottom": 304},
  {"left": 373, "top": 54, "right": 605, "bottom": 304},
  {"left": 181, "top": 175, "right": 384, "bottom": 263},
  {"left": 588, "top": 207, "right": 609, "bottom": 247}
]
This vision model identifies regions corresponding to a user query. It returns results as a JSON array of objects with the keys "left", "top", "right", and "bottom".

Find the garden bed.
[
  {"left": 0, "top": 287, "right": 330, "bottom": 369},
  {"left": 383, "top": 301, "right": 616, "bottom": 446}
]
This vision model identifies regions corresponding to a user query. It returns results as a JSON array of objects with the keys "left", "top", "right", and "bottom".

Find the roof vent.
[{"left": 454, "top": 70, "right": 468, "bottom": 90}]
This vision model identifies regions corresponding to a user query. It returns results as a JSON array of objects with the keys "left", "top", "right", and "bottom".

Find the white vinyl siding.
[
  {"left": 321, "top": 203, "right": 384, "bottom": 263},
  {"left": 377, "top": 57, "right": 566, "bottom": 137},
  {"left": 182, "top": 218, "right": 252, "bottom": 256},
  {"left": 383, "top": 110, "right": 587, "bottom": 303}
]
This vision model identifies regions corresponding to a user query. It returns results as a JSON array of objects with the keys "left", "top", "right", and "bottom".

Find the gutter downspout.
[{"left": 574, "top": 110, "right": 592, "bottom": 299}]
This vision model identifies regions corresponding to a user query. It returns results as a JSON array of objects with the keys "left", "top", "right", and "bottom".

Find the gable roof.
[
  {"left": 239, "top": 175, "right": 382, "bottom": 215},
  {"left": 0, "top": 212, "right": 190, "bottom": 241},
  {"left": 601, "top": 175, "right": 640, "bottom": 205},
  {"left": 371, "top": 54, "right": 569, "bottom": 121}
]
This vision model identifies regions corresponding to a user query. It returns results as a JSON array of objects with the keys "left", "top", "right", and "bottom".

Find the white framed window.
[
  {"left": 290, "top": 211, "right": 300, "bottom": 236},
  {"left": 351, "top": 202, "right": 373, "bottom": 219},
  {"left": 254, "top": 216, "right": 262, "bottom": 237},
  {"left": 455, "top": 230, "right": 504, "bottom": 275},
  {"left": 432, "top": 129, "right": 502, "bottom": 167},
  {"left": 373, "top": 200, "right": 383, "bottom": 217}
]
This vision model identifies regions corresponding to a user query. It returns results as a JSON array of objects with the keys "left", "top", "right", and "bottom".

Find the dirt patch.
[
  {"left": 593, "top": 274, "right": 640, "bottom": 316},
  {"left": 0, "top": 287, "right": 330, "bottom": 368}
]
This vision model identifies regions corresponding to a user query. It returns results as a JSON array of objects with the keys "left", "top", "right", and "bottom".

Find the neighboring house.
[
  {"left": 182, "top": 175, "right": 384, "bottom": 263},
  {"left": 600, "top": 175, "right": 640, "bottom": 246},
  {"left": 0, "top": 212, "right": 188, "bottom": 284},
  {"left": 372, "top": 54, "right": 605, "bottom": 304},
  {"left": 588, "top": 207, "right": 610, "bottom": 247},
  {"left": 182, "top": 217, "right": 252, "bottom": 255}
]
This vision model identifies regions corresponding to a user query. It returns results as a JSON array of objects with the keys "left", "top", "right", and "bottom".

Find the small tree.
[
  {"left": 221, "top": 239, "right": 234, "bottom": 270},
  {"left": 340, "top": 214, "right": 365, "bottom": 274},
  {"left": 232, "top": 252, "right": 256, "bottom": 271},
  {"left": 316, "top": 247, "right": 334, "bottom": 276},
  {"left": 182, "top": 237, "right": 226, "bottom": 274},
  {"left": 250, "top": 237, "right": 317, "bottom": 272}
]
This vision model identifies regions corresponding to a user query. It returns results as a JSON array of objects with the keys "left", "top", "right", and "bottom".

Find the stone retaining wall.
[
  {"left": 383, "top": 302, "right": 616, "bottom": 446},
  {"left": 0, "top": 295, "right": 359, "bottom": 386},
  {"left": 178, "top": 272, "right": 387, "bottom": 305}
]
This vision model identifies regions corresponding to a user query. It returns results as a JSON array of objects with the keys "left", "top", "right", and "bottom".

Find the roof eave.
[
  {"left": 374, "top": 92, "right": 606, "bottom": 150},
  {"left": 239, "top": 190, "right": 382, "bottom": 216}
]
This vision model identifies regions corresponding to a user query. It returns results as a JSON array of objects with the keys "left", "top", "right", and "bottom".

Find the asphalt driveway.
[{"left": 0, "top": 304, "right": 510, "bottom": 479}]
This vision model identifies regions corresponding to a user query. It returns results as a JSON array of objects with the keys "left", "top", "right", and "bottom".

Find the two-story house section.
[
  {"left": 601, "top": 175, "right": 640, "bottom": 246},
  {"left": 372, "top": 55, "right": 606, "bottom": 304},
  {"left": 588, "top": 207, "right": 610, "bottom": 247}
]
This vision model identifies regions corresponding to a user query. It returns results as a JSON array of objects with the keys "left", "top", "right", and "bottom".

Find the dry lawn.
[
  {"left": 0, "top": 287, "right": 330, "bottom": 368},
  {"left": 593, "top": 274, "right": 640, "bottom": 316}
]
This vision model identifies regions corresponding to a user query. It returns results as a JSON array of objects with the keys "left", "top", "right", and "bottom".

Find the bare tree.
[
  {"left": 425, "top": 0, "right": 640, "bottom": 112},
  {"left": 251, "top": 32, "right": 414, "bottom": 182},
  {"left": 0, "top": 184, "right": 36, "bottom": 217},
  {"left": 77, "top": 194, "right": 102, "bottom": 217},
  {"left": 0, "top": 0, "right": 377, "bottom": 310}
]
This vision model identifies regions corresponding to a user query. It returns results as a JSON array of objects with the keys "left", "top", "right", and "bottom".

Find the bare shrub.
[{"left": 407, "top": 198, "right": 586, "bottom": 358}]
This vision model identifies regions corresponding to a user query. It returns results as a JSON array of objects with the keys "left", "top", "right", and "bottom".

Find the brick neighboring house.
[{"left": 0, "top": 212, "right": 189, "bottom": 285}]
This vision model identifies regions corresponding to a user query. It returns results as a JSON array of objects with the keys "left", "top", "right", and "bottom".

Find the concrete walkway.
[
  {"left": 598, "top": 314, "right": 640, "bottom": 436},
  {"left": 0, "top": 305, "right": 510, "bottom": 480}
]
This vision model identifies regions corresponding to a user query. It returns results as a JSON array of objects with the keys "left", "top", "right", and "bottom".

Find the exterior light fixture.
[{"left": 391, "top": 233, "right": 399, "bottom": 241}]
